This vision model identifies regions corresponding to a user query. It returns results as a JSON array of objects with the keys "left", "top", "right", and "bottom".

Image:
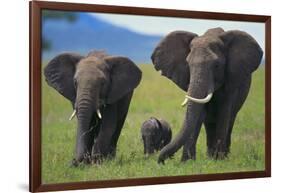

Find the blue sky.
[{"left": 91, "top": 13, "right": 265, "bottom": 51}]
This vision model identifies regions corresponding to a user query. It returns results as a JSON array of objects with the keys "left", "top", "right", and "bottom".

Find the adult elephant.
[
  {"left": 44, "top": 51, "right": 142, "bottom": 165},
  {"left": 151, "top": 28, "right": 263, "bottom": 163}
]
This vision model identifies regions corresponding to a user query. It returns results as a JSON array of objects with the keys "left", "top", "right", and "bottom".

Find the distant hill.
[{"left": 42, "top": 13, "right": 162, "bottom": 64}]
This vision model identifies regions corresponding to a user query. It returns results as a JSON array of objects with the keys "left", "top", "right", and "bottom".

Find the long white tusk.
[
  {"left": 97, "top": 109, "right": 102, "bottom": 119},
  {"left": 186, "top": 93, "right": 213, "bottom": 104},
  {"left": 69, "top": 110, "right": 76, "bottom": 121}
]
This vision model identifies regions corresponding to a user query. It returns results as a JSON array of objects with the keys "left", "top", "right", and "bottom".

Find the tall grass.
[{"left": 42, "top": 64, "right": 265, "bottom": 184}]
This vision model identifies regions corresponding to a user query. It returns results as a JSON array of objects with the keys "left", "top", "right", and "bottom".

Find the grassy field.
[{"left": 42, "top": 64, "right": 265, "bottom": 184}]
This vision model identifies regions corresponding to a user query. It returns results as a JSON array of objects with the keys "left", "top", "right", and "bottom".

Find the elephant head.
[
  {"left": 151, "top": 28, "right": 263, "bottom": 163},
  {"left": 44, "top": 51, "right": 142, "bottom": 163},
  {"left": 141, "top": 117, "right": 172, "bottom": 156}
]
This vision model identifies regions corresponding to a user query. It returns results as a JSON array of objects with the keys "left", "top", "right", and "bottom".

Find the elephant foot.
[
  {"left": 207, "top": 151, "right": 228, "bottom": 160},
  {"left": 181, "top": 146, "right": 196, "bottom": 162},
  {"left": 72, "top": 150, "right": 115, "bottom": 166},
  {"left": 83, "top": 152, "right": 92, "bottom": 164},
  {"left": 91, "top": 153, "right": 104, "bottom": 165},
  {"left": 91, "top": 144, "right": 117, "bottom": 163},
  {"left": 71, "top": 152, "right": 92, "bottom": 167},
  {"left": 108, "top": 147, "right": 117, "bottom": 159},
  {"left": 211, "top": 140, "right": 229, "bottom": 160},
  {"left": 215, "top": 151, "right": 228, "bottom": 160},
  {"left": 70, "top": 159, "right": 79, "bottom": 167},
  {"left": 207, "top": 147, "right": 215, "bottom": 158},
  {"left": 181, "top": 150, "right": 196, "bottom": 162}
]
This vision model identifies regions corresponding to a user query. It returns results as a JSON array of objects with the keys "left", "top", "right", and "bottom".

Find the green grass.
[{"left": 42, "top": 64, "right": 265, "bottom": 184}]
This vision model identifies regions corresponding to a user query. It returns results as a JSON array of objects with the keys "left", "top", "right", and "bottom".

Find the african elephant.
[
  {"left": 151, "top": 28, "right": 263, "bottom": 163},
  {"left": 141, "top": 117, "right": 172, "bottom": 155},
  {"left": 44, "top": 51, "right": 142, "bottom": 165}
]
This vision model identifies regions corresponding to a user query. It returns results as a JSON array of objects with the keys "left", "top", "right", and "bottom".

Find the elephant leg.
[
  {"left": 225, "top": 77, "right": 251, "bottom": 154},
  {"left": 213, "top": 104, "right": 233, "bottom": 159},
  {"left": 83, "top": 117, "right": 101, "bottom": 160},
  {"left": 217, "top": 101, "right": 243, "bottom": 158},
  {"left": 109, "top": 91, "right": 133, "bottom": 157},
  {"left": 91, "top": 104, "right": 117, "bottom": 163},
  {"left": 204, "top": 121, "right": 217, "bottom": 158},
  {"left": 225, "top": 115, "right": 236, "bottom": 154},
  {"left": 213, "top": 88, "right": 240, "bottom": 159},
  {"left": 207, "top": 109, "right": 236, "bottom": 160},
  {"left": 181, "top": 109, "right": 206, "bottom": 161},
  {"left": 204, "top": 97, "right": 219, "bottom": 158},
  {"left": 84, "top": 119, "right": 102, "bottom": 164}
]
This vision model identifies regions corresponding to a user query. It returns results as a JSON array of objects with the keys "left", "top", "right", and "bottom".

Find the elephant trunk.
[
  {"left": 158, "top": 68, "right": 213, "bottom": 163},
  {"left": 75, "top": 91, "right": 100, "bottom": 161}
]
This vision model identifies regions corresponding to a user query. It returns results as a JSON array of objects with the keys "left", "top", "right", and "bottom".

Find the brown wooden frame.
[{"left": 29, "top": 0, "right": 271, "bottom": 192}]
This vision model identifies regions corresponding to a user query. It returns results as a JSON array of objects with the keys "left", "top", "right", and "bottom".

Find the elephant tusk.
[
  {"left": 69, "top": 110, "right": 76, "bottom": 121},
  {"left": 181, "top": 93, "right": 213, "bottom": 106},
  {"left": 186, "top": 93, "right": 213, "bottom": 104},
  {"left": 97, "top": 109, "right": 102, "bottom": 119},
  {"left": 181, "top": 97, "right": 188, "bottom": 107}
]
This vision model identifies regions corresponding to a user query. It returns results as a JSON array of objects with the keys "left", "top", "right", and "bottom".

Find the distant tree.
[{"left": 42, "top": 10, "right": 78, "bottom": 50}]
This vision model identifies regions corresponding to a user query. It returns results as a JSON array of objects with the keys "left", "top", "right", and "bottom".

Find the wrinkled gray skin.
[
  {"left": 44, "top": 51, "right": 142, "bottom": 165},
  {"left": 141, "top": 118, "right": 172, "bottom": 155},
  {"left": 151, "top": 28, "right": 263, "bottom": 164}
]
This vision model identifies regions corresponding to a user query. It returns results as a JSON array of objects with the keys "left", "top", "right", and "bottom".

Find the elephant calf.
[
  {"left": 44, "top": 50, "right": 142, "bottom": 166},
  {"left": 141, "top": 117, "right": 172, "bottom": 156}
]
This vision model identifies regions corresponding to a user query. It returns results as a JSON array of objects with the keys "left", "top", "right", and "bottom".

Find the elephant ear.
[
  {"left": 151, "top": 31, "right": 198, "bottom": 91},
  {"left": 44, "top": 53, "right": 83, "bottom": 104},
  {"left": 104, "top": 56, "right": 142, "bottom": 104},
  {"left": 220, "top": 30, "right": 263, "bottom": 87}
]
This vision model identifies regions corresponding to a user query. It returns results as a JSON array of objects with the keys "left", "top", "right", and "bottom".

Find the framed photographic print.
[{"left": 29, "top": 0, "right": 271, "bottom": 192}]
